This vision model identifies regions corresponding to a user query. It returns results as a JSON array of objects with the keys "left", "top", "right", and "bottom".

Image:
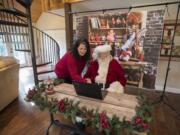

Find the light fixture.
[
  {"left": 165, "top": 4, "right": 170, "bottom": 16},
  {"left": 127, "top": 6, "right": 132, "bottom": 16}
]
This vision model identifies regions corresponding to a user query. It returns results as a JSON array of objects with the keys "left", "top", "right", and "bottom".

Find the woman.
[
  {"left": 84, "top": 45, "right": 126, "bottom": 93},
  {"left": 55, "top": 38, "right": 91, "bottom": 83}
]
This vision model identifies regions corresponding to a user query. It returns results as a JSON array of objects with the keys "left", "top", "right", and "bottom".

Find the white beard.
[{"left": 95, "top": 55, "right": 112, "bottom": 84}]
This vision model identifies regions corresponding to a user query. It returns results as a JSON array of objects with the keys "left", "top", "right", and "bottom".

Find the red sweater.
[
  {"left": 84, "top": 59, "right": 126, "bottom": 86},
  {"left": 55, "top": 51, "right": 87, "bottom": 82}
]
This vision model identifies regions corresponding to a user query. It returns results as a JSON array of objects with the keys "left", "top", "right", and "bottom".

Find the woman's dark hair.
[{"left": 71, "top": 38, "right": 91, "bottom": 61}]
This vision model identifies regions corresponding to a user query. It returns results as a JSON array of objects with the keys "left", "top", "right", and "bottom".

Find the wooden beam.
[
  {"left": 64, "top": 3, "right": 73, "bottom": 50},
  {"left": 41, "top": 0, "right": 64, "bottom": 12},
  {"left": 41, "top": 0, "right": 50, "bottom": 11},
  {"left": 30, "top": 0, "right": 42, "bottom": 22},
  {"left": 66, "top": 0, "right": 85, "bottom": 3},
  {"left": 50, "top": 0, "right": 64, "bottom": 10}
]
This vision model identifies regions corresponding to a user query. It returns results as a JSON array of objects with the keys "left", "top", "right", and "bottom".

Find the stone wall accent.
[
  {"left": 76, "top": 16, "right": 88, "bottom": 39},
  {"left": 144, "top": 10, "right": 165, "bottom": 65}
]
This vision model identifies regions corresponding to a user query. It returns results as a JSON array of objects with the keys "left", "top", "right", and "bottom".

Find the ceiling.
[
  {"left": 14, "top": 0, "right": 84, "bottom": 22},
  {"left": 71, "top": 0, "right": 179, "bottom": 11},
  {"left": 49, "top": 0, "right": 180, "bottom": 21},
  {"left": 13, "top": 0, "right": 42, "bottom": 22},
  {"left": 70, "top": 0, "right": 180, "bottom": 20},
  {"left": 20, "top": 0, "right": 178, "bottom": 22}
]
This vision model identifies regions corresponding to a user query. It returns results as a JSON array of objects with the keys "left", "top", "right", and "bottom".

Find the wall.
[
  {"left": 125, "top": 5, "right": 180, "bottom": 93},
  {"left": 35, "top": 12, "right": 66, "bottom": 58},
  {"left": 143, "top": 10, "right": 164, "bottom": 65},
  {"left": 72, "top": 1, "right": 180, "bottom": 93},
  {"left": 44, "top": 29, "right": 66, "bottom": 58},
  {"left": 34, "top": 1, "right": 180, "bottom": 93},
  {"left": 156, "top": 59, "right": 180, "bottom": 93},
  {"left": 71, "top": 0, "right": 179, "bottom": 20}
]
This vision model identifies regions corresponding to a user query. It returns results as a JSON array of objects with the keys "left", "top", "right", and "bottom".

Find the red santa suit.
[
  {"left": 55, "top": 51, "right": 87, "bottom": 83},
  {"left": 84, "top": 45, "right": 126, "bottom": 93}
]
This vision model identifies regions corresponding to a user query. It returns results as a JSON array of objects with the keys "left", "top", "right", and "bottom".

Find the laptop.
[{"left": 73, "top": 81, "right": 108, "bottom": 100}]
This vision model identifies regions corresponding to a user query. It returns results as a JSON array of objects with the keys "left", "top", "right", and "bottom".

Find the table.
[
  {"left": 119, "top": 61, "right": 148, "bottom": 87},
  {"left": 46, "top": 83, "right": 138, "bottom": 135},
  {"left": 119, "top": 61, "right": 148, "bottom": 66}
]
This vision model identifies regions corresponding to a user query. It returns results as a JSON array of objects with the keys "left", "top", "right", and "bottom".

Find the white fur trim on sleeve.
[
  {"left": 92, "top": 48, "right": 98, "bottom": 60},
  {"left": 107, "top": 81, "right": 124, "bottom": 93}
]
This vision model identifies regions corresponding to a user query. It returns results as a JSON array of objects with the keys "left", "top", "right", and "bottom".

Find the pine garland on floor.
[{"left": 25, "top": 78, "right": 152, "bottom": 135}]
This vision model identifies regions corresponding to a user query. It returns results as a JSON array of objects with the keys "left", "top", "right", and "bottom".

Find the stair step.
[
  {"left": 0, "top": 32, "right": 29, "bottom": 36},
  {"left": 0, "top": 20, "right": 28, "bottom": 27},
  {"left": 36, "top": 62, "right": 52, "bottom": 67},
  {"left": 37, "top": 65, "right": 55, "bottom": 75},
  {"left": 4, "top": 32, "right": 29, "bottom": 36},
  {"left": 15, "top": 49, "right": 31, "bottom": 52},
  {"left": 0, "top": 8, "right": 28, "bottom": 17},
  {"left": 37, "top": 70, "right": 54, "bottom": 75}
]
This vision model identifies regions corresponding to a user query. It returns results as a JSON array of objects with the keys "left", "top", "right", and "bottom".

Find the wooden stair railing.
[{"left": 0, "top": 0, "right": 60, "bottom": 85}]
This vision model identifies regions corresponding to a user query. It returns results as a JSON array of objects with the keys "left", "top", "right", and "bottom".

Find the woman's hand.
[{"left": 85, "top": 78, "right": 92, "bottom": 83}]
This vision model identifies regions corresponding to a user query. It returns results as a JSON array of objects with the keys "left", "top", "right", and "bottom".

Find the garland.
[{"left": 25, "top": 78, "right": 152, "bottom": 135}]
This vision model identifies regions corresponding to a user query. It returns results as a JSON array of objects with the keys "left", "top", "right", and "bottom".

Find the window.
[{"left": 0, "top": 36, "right": 7, "bottom": 56}]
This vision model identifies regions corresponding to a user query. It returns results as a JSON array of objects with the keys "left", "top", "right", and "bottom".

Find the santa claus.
[{"left": 84, "top": 45, "right": 126, "bottom": 93}]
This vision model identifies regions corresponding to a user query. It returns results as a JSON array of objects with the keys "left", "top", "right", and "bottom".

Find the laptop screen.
[{"left": 73, "top": 81, "right": 106, "bottom": 100}]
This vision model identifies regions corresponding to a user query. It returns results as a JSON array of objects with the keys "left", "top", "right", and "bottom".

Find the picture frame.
[{"left": 160, "top": 23, "right": 180, "bottom": 57}]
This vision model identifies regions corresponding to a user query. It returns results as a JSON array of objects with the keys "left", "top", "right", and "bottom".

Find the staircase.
[{"left": 0, "top": 0, "right": 60, "bottom": 85}]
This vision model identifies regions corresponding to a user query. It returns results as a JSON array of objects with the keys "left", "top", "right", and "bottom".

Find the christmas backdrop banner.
[{"left": 76, "top": 10, "right": 165, "bottom": 89}]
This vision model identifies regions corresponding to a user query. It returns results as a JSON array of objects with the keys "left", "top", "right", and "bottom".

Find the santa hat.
[{"left": 92, "top": 45, "right": 111, "bottom": 60}]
